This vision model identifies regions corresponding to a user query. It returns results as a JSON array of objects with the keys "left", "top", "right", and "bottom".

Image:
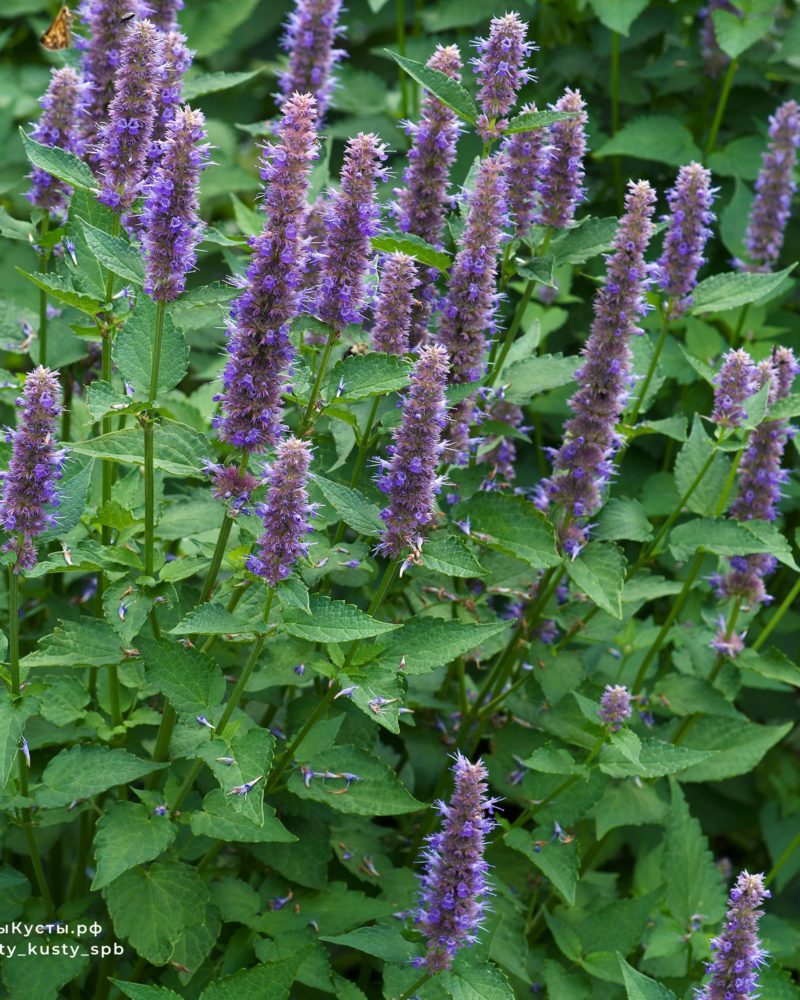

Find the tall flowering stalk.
[
  {"left": 1, "top": 368, "right": 66, "bottom": 572},
  {"left": 151, "top": 31, "right": 192, "bottom": 151},
  {"left": 396, "top": 45, "right": 463, "bottom": 344},
  {"left": 503, "top": 102, "right": 547, "bottom": 238},
  {"left": 711, "top": 349, "right": 757, "bottom": 430},
  {"left": 140, "top": 105, "right": 209, "bottom": 302},
  {"left": 471, "top": 13, "right": 534, "bottom": 141},
  {"left": 536, "top": 180, "right": 657, "bottom": 558},
  {"left": 315, "top": 132, "right": 387, "bottom": 331},
  {"left": 698, "top": 871, "right": 770, "bottom": 999},
  {"left": 743, "top": 100, "right": 800, "bottom": 272},
  {"left": 248, "top": 437, "right": 314, "bottom": 585},
  {"left": 278, "top": 0, "right": 345, "bottom": 121},
  {"left": 216, "top": 93, "right": 318, "bottom": 451},
  {"left": 150, "top": 0, "right": 184, "bottom": 30},
  {"left": 536, "top": 88, "right": 588, "bottom": 231},
  {"left": 27, "top": 68, "right": 88, "bottom": 220},
  {"left": 96, "top": 19, "right": 164, "bottom": 213},
  {"left": 415, "top": 752, "right": 497, "bottom": 973},
  {"left": 437, "top": 153, "right": 508, "bottom": 463},
  {"left": 658, "top": 162, "right": 716, "bottom": 317},
  {"left": 371, "top": 252, "right": 419, "bottom": 355},
  {"left": 376, "top": 344, "right": 449, "bottom": 560},
  {"left": 478, "top": 398, "right": 524, "bottom": 485}
]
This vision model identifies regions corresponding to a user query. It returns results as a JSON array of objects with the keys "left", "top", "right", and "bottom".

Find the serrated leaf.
[
  {"left": 501, "top": 353, "right": 579, "bottom": 404},
  {"left": 385, "top": 50, "right": 478, "bottom": 123},
  {"left": 673, "top": 418, "right": 731, "bottom": 516},
  {"left": 690, "top": 265, "right": 795, "bottom": 314},
  {"left": 599, "top": 732, "right": 716, "bottom": 778},
  {"left": 371, "top": 232, "right": 451, "bottom": 272},
  {"left": 618, "top": 957, "right": 677, "bottom": 1000},
  {"left": 594, "top": 116, "right": 701, "bottom": 166},
  {"left": 190, "top": 789, "right": 295, "bottom": 844},
  {"left": 670, "top": 517, "right": 798, "bottom": 569},
  {"left": 551, "top": 217, "right": 618, "bottom": 265},
  {"left": 71, "top": 420, "right": 208, "bottom": 477},
  {"left": 36, "top": 745, "right": 166, "bottom": 807},
  {"left": 712, "top": 7, "right": 776, "bottom": 59},
  {"left": 503, "top": 109, "right": 575, "bottom": 133},
  {"left": 20, "top": 618, "right": 123, "bottom": 669},
  {"left": 316, "top": 476, "right": 385, "bottom": 536},
  {"left": 0, "top": 700, "right": 35, "bottom": 788},
  {"left": 420, "top": 536, "right": 484, "bottom": 577},
  {"left": 505, "top": 828, "right": 579, "bottom": 904},
  {"left": 738, "top": 646, "right": 800, "bottom": 687},
  {"left": 452, "top": 493, "right": 560, "bottom": 569},
  {"left": 16, "top": 269, "right": 103, "bottom": 315},
  {"left": 114, "top": 297, "right": 188, "bottom": 397},
  {"left": 169, "top": 603, "right": 253, "bottom": 637},
  {"left": 198, "top": 958, "right": 301, "bottom": 1000},
  {"left": 594, "top": 498, "right": 652, "bottom": 542},
  {"left": 588, "top": 0, "right": 648, "bottom": 35},
  {"left": 141, "top": 640, "right": 226, "bottom": 715},
  {"left": 566, "top": 542, "right": 626, "bottom": 618},
  {"left": 103, "top": 578, "right": 154, "bottom": 645},
  {"left": 81, "top": 220, "right": 144, "bottom": 286},
  {"left": 20, "top": 127, "right": 97, "bottom": 191},
  {"left": 321, "top": 925, "right": 417, "bottom": 964},
  {"left": 111, "top": 982, "right": 183, "bottom": 1000},
  {"left": 325, "top": 352, "right": 411, "bottom": 401},
  {"left": 183, "top": 68, "right": 262, "bottom": 100},
  {"left": 677, "top": 718, "right": 793, "bottom": 782},
  {"left": 378, "top": 616, "right": 509, "bottom": 674},
  {"left": 92, "top": 802, "right": 177, "bottom": 890},
  {"left": 196, "top": 729, "right": 275, "bottom": 826},
  {"left": 664, "top": 781, "right": 726, "bottom": 925},
  {"left": 282, "top": 596, "right": 400, "bottom": 642},
  {"left": 38, "top": 457, "right": 94, "bottom": 542}
]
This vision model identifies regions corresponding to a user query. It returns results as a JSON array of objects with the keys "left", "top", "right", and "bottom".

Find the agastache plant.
[
  {"left": 150, "top": 31, "right": 192, "bottom": 152},
  {"left": 537, "top": 88, "right": 588, "bottom": 230},
  {"left": 658, "top": 161, "right": 716, "bottom": 317},
  {"left": 471, "top": 12, "right": 535, "bottom": 141},
  {"left": 278, "top": 0, "right": 345, "bottom": 120},
  {"left": 503, "top": 102, "right": 547, "bottom": 238},
  {"left": 711, "top": 349, "right": 758, "bottom": 430},
  {"left": 371, "top": 252, "right": 419, "bottom": 355},
  {"left": 216, "top": 92, "right": 318, "bottom": 451},
  {"left": 0, "top": 367, "right": 66, "bottom": 572},
  {"left": 415, "top": 752, "right": 498, "bottom": 972},
  {"left": 599, "top": 684, "right": 632, "bottom": 730},
  {"left": 536, "top": 180, "right": 657, "bottom": 558},
  {"left": 149, "top": 0, "right": 184, "bottom": 30}
]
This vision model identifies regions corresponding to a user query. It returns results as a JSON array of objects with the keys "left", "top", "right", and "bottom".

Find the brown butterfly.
[{"left": 40, "top": 4, "right": 72, "bottom": 50}]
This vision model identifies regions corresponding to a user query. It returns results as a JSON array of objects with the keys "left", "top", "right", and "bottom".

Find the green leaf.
[
  {"left": 502, "top": 353, "right": 579, "bottom": 404},
  {"left": 20, "top": 618, "right": 123, "bottom": 669},
  {"left": 287, "top": 746, "right": 423, "bottom": 815},
  {"left": 670, "top": 517, "right": 798, "bottom": 569},
  {"left": 92, "top": 802, "right": 178, "bottom": 891},
  {"left": 113, "top": 297, "right": 188, "bottom": 397},
  {"left": 420, "top": 536, "right": 484, "bottom": 577},
  {"left": 591, "top": 781, "right": 668, "bottom": 839},
  {"left": 678, "top": 717, "right": 793, "bottom": 782},
  {"left": 36, "top": 745, "right": 166, "bottom": 807},
  {"left": 39, "top": 458, "right": 94, "bottom": 542},
  {"left": 505, "top": 828, "right": 579, "bottom": 904},
  {"left": 594, "top": 116, "right": 702, "bottom": 166},
  {"left": 673, "top": 418, "right": 731, "bottom": 516},
  {"left": 190, "top": 789, "right": 296, "bottom": 844},
  {"left": 169, "top": 603, "right": 252, "bottom": 637},
  {"left": 0, "top": 700, "right": 35, "bottom": 788},
  {"left": 566, "top": 542, "right": 626, "bottom": 618},
  {"left": 16, "top": 269, "right": 103, "bottom": 316},
  {"left": 588, "top": 0, "right": 648, "bottom": 35},
  {"left": 71, "top": 420, "right": 208, "bottom": 477},
  {"left": 663, "top": 781, "right": 726, "bottom": 926},
  {"left": 183, "top": 69, "right": 262, "bottom": 100},
  {"left": 503, "top": 109, "right": 575, "bottom": 133},
  {"left": 321, "top": 925, "right": 417, "bottom": 964},
  {"left": 141, "top": 640, "right": 226, "bottom": 715},
  {"left": 104, "top": 861, "right": 209, "bottom": 966},
  {"left": 690, "top": 265, "right": 795, "bottom": 314},
  {"left": 110, "top": 983, "right": 183, "bottom": 1000},
  {"left": 325, "top": 352, "right": 411, "bottom": 401},
  {"left": 316, "top": 476, "right": 386, "bottom": 536},
  {"left": 81, "top": 220, "right": 144, "bottom": 286},
  {"left": 594, "top": 498, "right": 652, "bottom": 543},
  {"left": 712, "top": 6, "right": 777, "bottom": 59},
  {"left": 436, "top": 961, "right": 516, "bottom": 1000},
  {"left": 282, "top": 596, "right": 401, "bottom": 642},
  {"left": 599, "top": 732, "right": 716, "bottom": 779},
  {"left": 196, "top": 729, "right": 275, "bottom": 826},
  {"left": 103, "top": 578, "right": 154, "bottom": 646},
  {"left": 378, "top": 616, "right": 510, "bottom": 674},
  {"left": 452, "top": 493, "right": 560, "bottom": 569},
  {"left": 772, "top": 391, "right": 800, "bottom": 420},
  {"left": 738, "top": 646, "right": 800, "bottom": 687},
  {"left": 371, "top": 232, "right": 451, "bottom": 272},
  {"left": 275, "top": 575, "right": 311, "bottom": 615},
  {"left": 1, "top": 944, "right": 87, "bottom": 1000},
  {"left": 0, "top": 206, "right": 34, "bottom": 241},
  {"left": 551, "top": 217, "right": 618, "bottom": 265},
  {"left": 618, "top": 957, "right": 677, "bottom": 1000},
  {"left": 20, "top": 127, "right": 98, "bottom": 191},
  {"left": 199, "top": 959, "right": 301, "bottom": 1000},
  {"left": 385, "top": 51, "right": 479, "bottom": 123},
  {"left": 84, "top": 380, "right": 130, "bottom": 421}
]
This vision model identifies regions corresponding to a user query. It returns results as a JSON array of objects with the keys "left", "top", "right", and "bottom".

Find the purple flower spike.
[
  {"left": 711, "top": 349, "right": 758, "bottom": 430},
  {"left": 502, "top": 102, "right": 547, "bottom": 238},
  {"left": 151, "top": 31, "right": 192, "bottom": 150},
  {"left": 599, "top": 685, "right": 632, "bottom": 730},
  {"left": 1, "top": 368, "right": 66, "bottom": 573},
  {"left": 376, "top": 344, "right": 449, "bottom": 559},
  {"left": 658, "top": 162, "right": 716, "bottom": 317},
  {"left": 371, "top": 252, "right": 419, "bottom": 355},
  {"left": 248, "top": 437, "right": 314, "bottom": 586},
  {"left": 478, "top": 399, "right": 524, "bottom": 485},
  {"left": 216, "top": 93, "right": 319, "bottom": 452},
  {"left": 396, "top": 45, "right": 463, "bottom": 345},
  {"left": 744, "top": 100, "right": 800, "bottom": 272},
  {"left": 437, "top": 153, "right": 508, "bottom": 463},
  {"left": 27, "top": 68, "right": 89, "bottom": 220},
  {"left": 536, "top": 180, "right": 657, "bottom": 558},
  {"left": 536, "top": 88, "right": 588, "bottom": 231},
  {"left": 96, "top": 19, "right": 164, "bottom": 212},
  {"left": 140, "top": 105, "right": 209, "bottom": 302},
  {"left": 315, "top": 132, "right": 388, "bottom": 331},
  {"left": 698, "top": 871, "right": 770, "bottom": 1000},
  {"left": 149, "top": 0, "right": 184, "bottom": 31},
  {"left": 415, "top": 752, "right": 498, "bottom": 973},
  {"left": 278, "top": 0, "right": 345, "bottom": 121},
  {"left": 471, "top": 13, "right": 535, "bottom": 141}
]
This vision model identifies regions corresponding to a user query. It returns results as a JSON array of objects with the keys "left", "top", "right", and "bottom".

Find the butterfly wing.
[{"left": 40, "top": 5, "right": 72, "bottom": 50}]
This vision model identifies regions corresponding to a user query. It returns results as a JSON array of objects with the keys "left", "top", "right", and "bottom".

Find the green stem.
[
  {"left": 732, "top": 303, "right": 751, "bottom": 347},
  {"left": 396, "top": 0, "right": 409, "bottom": 120},
  {"left": 332, "top": 397, "right": 381, "bottom": 547},
  {"left": 639, "top": 448, "right": 718, "bottom": 563},
  {"left": 38, "top": 216, "right": 50, "bottom": 367},
  {"left": 629, "top": 303, "right": 670, "bottom": 423},
  {"left": 144, "top": 301, "right": 167, "bottom": 582},
  {"left": 301, "top": 326, "right": 338, "bottom": 432},
  {"left": 488, "top": 278, "right": 534, "bottom": 387},
  {"left": 398, "top": 973, "right": 430, "bottom": 1000},
  {"left": 753, "top": 577, "right": 800, "bottom": 651},
  {"left": 510, "top": 735, "right": 605, "bottom": 831},
  {"left": 9, "top": 568, "right": 20, "bottom": 699},
  {"left": 100, "top": 216, "right": 122, "bottom": 541},
  {"left": 704, "top": 58, "right": 738, "bottom": 160},
  {"left": 200, "top": 514, "right": 233, "bottom": 602},
  {"left": 766, "top": 830, "right": 800, "bottom": 888},
  {"left": 610, "top": 31, "right": 622, "bottom": 211}
]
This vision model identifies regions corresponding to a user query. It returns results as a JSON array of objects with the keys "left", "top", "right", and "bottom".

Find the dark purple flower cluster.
[
  {"left": 278, "top": 0, "right": 345, "bottom": 120},
  {"left": 415, "top": 752, "right": 498, "bottom": 972},
  {"left": 1, "top": 368, "right": 66, "bottom": 573},
  {"left": 536, "top": 180, "right": 657, "bottom": 558},
  {"left": 96, "top": 19, "right": 164, "bottom": 212},
  {"left": 216, "top": 92, "right": 319, "bottom": 451},
  {"left": 27, "top": 67, "right": 88, "bottom": 220},
  {"left": 478, "top": 398, "right": 524, "bottom": 485},
  {"left": 376, "top": 344, "right": 449, "bottom": 559},
  {"left": 471, "top": 13, "right": 535, "bottom": 141},
  {"left": 371, "top": 252, "right": 419, "bottom": 355},
  {"left": 248, "top": 437, "right": 314, "bottom": 586},
  {"left": 140, "top": 105, "right": 209, "bottom": 302},
  {"left": 698, "top": 871, "right": 770, "bottom": 999},
  {"left": 658, "top": 161, "right": 716, "bottom": 317},
  {"left": 315, "top": 132, "right": 387, "bottom": 331},
  {"left": 537, "top": 88, "right": 588, "bottom": 231},
  {"left": 150, "top": 0, "right": 184, "bottom": 31},
  {"left": 204, "top": 461, "right": 259, "bottom": 517},
  {"left": 599, "top": 684, "right": 632, "bottom": 730},
  {"left": 744, "top": 100, "right": 800, "bottom": 271},
  {"left": 711, "top": 349, "right": 758, "bottom": 430},
  {"left": 502, "top": 102, "right": 547, "bottom": 238}
]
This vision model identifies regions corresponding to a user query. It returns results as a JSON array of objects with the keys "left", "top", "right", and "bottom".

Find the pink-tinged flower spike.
[
  {"left": 248, "top": 437, "right": 314, "bottom": 586},
  {"left": 140, "top": 105, "right": 209, "bottom": 302},
  {"left": 437, "top": 153, "right": 508, "bottom": 463},
  {"left": 415, "top": 752, "right": 499, "bottom": 973},
  {"left": 743, "top": 100, "right": 800, "bottom": 272},
  {"left": 371, "top": 252, "right": 419, "bottom": 355},
  {"left": 278, "top": 0, "right": 345, "bottom": 121},
  {"left": 215, "top": 93, "right": 319, "bottom": 452},
  {"left": 698, "top": 871, "right": 770, "bottom": 1000},
  {"left": 315, "top": 132, "right": 388, "bottom": 331},
  {"left": 376, "top": 344, "right": 449, "bottom": 560},
  {"left": 96, "top": 19, "right": 164, "bottom": 212},
  {"left": 27, "top": 67, "right": 89, "bottom": 221},
  {"left": 536, "top": 180, "right": 657, "bottom": 558},
  {"left": 536, "top": 88, "right": 588, "bottom": 230},
  {"left": 149, "top": 0, "right": 184, "bottom": 30},
  {"left": 711, "top": 349, "right": 758, "bottom": 430},
  {"left": 396, "top": 45, "right": 463, "bottom": 344},
  {"left": 471, "top": 13, "right": 535, "bottom": 142},
  {"left": 502, "top": 102, "right": 547, "bottom": 238},
  {"left": 599, "top": 685, "right": 632, "bottom": 730},
  {"left": 1, "top": 368, "right": 67, "bottom": 573},
  {"left": 658, "top": 162, "right": 716, "bottom": 318}
]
